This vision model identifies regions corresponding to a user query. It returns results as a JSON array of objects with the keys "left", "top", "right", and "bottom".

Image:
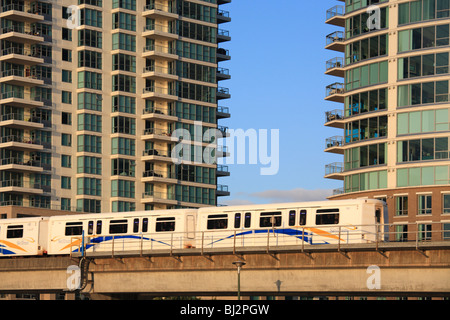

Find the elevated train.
[{"left": 0, "top": 199, "right": 387, "bottom": 257}]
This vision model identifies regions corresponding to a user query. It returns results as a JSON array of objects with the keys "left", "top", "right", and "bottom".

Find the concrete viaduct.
[{"left": 1, "top": 242, "right": 449, "bottom": 299}]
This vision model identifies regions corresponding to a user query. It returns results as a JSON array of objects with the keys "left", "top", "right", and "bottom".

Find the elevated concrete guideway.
[{"left": 1, "top": 242, "right": 450, "bottom": 298}]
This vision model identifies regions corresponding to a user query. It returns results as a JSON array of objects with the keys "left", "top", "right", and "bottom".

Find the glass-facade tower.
[{"left": 324, "top": 0, "right": 450, "bottom": 240}]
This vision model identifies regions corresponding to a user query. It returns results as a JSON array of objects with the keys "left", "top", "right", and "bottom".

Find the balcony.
[
  {"left": 142, "top": 44, "right": 178, "bottom": 61},
  {"left": 142, "top": 169, "right": 176, "bottom": 183},
  {"left": 217, "top": 164, "right": 230, "bottom": 177},
  {"left": 142, "top": 3, "right": 178, "bottom": 20},
  {"left": 0, "top": 157, "right": 44, "bottom": 173},
  {"left": 142, "top": 65, "right": 178, "bottom": 81},
  {"left": 142, "top": 23, "right": 178, "bottom": 41},
  {"left": 0, "top": 69, "right": 44, "bottom": 87},
  {"left": 0, "top": 135, "right": 44, "bottom": 151},
  {"left": 217, "top": 29, "right": 231, "bottom": 43},
  {"left": 141, "top": 127, "right": 174, "bottom": 143},
  {"left": 0, "top": 47, "right": 44, "bottom": 65},
  {"left": 141, "top": 191, "right": 177, "bottom": 205},
  {"left": 325, "top": 57, "right": 345, "bottom": 78},
  {"left": 142, "top": 148, "right": 174, "bottom": 163},
  {"left": 325, "top": 82, "right": 345, "bottom": 103},
  {"left": 217, "top": 184, "right": 230, "bottom": 197},
  {"left": 0, "top": 179, "right": 45, "bottom": 195},
  {"left": 217, "top": 106, "right": 231, "bottom": 119},
  {"left": 325, "top": 162, "right": 344, "bottom": 180},
  {"left": 0, "top": 25, "right": 44, "bottom": 44},
  {"left": 0, "top": 3, "right": 44, "bottom": 22},
  {"left": 217, "top": 48, "right": 230, "bottom": 62},
  {"left": 142, "top": 106, "right": 177, "bottom": 122},
  {"left": 217, "top": 67, "right": 231, "bottom": 81},
  {"left": 324, "top": 109, "right": 345, "bottom": 129},
  {"left": 217, "top": 145, "right": 230, "bottom": 158},
  {"left": 217, "top": 9, "right": 231, "bottom": 24},
  {"left": 142, "top": 86, "right": 177, "bottom": 101},
  {"left": 218, "top": 125, "right": 230, "bottom": 138},
  {"left": 0, "top": 91, "right": 45, "bottom": 108},
  {"left": 217, "top": 87, "right": 231, "bottom": 100},
  {"left": 326, "top": 5, "right": 345, "bottom": 27},
  {"left": 325, "top": 31, "right": 345, "bottom": 52},
  {"left": 325, "top": 136, "right": 344, "bottom": 154},
  {"left": 0, "top": 113, "right": 45, "bottom": 130}
]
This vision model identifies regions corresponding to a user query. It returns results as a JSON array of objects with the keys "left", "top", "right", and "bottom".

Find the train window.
[
  {"left": 88, "top": 221, "right": 94, "bottom": 235},
  {"left": 156, "top": 217, "right": 175, "bottom": 232},
  {"left": 65, "top": 222, "right": 83, "bottom": 236},
  {"left": 299, "top": 210, "right": 307, "bottom": 226},
  {"left": 375, "top": 209, "right": 381, "bottom": 223},
  {"left": 133, "top": 218, "right": 139, "bottom": 233},
  {"left": 234, "top": 213, "right": 241, "bottom": 228},
  {"left": 142, "top": 218, "right": 148, "bottom": 233},
  {"left": 259, "top": 212, "right": 282, "bottom": 228},
  {"left": 244, "top": 213, "right": 251, "bottom": 228},
  {"left": 6, "top": 225, "right": 23, "bottom": 239},
  {"left": 96, "top": 220, "right": 102, "bottom": 234},
  {"left": 207, "top": 214, "right": 228, "bottom": 230},
  {"left": 316, "top": 213, "right": 339, "bottom": 225},
  {"left": 109, "top": 219, "right": 128, "bottom": 234},
  {"left": 288, "top": 210, "right": 296, "bottom": 226}
]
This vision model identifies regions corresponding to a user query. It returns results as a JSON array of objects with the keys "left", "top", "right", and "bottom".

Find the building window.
[
  {"left": 395, "top": 196, "right": 408, "bottom": 216},
  {"left": 62, "top": 112, "right": 72, "bottom": 125},
  {"left": 395, "top": 224, "right": 408, "bottom": 242},
  {"left": 61, "top": 176, "right": 71, "bottom": 189},
  {"left": 62, "top": 91, "right": 72, "bottom": 104},
  {"left": 62, "top": 70, "right": 72, "bottom": 83},
  {"left": 61, "top": 155, "right": 72, "bottom": 168},
  {"left": 443, "top": 194, "right": 450, "bottom": 214},
  {"left": 61, "top": 133, "right": 72, "bottom": 146},
  {"left": 62, "top": 49, "right": 72, "bottom": 62},
  {"left": 418, "top": 224, "right": 432, "bottom": 241},
  {"left": 62, "top": 28, "right": 72, "bottom": 41},
  {"left": 418, "top": 194, "right": 432, "bottom": 215}
]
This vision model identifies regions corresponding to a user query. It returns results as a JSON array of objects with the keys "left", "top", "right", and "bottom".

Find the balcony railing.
[
  {"left": 0, "top": 25, "right": 43, "bottom": 37},
  {"left": 0, "top": 3, "right": 44, "bottom": 15},
  {"left": 325, "top": 162, "right": 344, "bottom": 176},
  {"left": 0, "top": 135, "right": 42, "bottom": 146},
  {"left": 0, "top": 157, "right": 42, "bottom": 168},
  {"left": 325, "top": 136, "right": 344, "bottom": 149},
  {"left": 142, "top": 191, "right": 176, "bottom": 200},
  {"left": 1, "top": 69, "right": 42, "bottom": 80},
  {"left": 326, "top": 57, "right": 344, "bottom": 71},
  {"left": 326, "top": 5, "right": 345, "bottom": 21},
  {"left": 1, "top": 47, "right": 43, "bottom": 58},
  {"left": 325, "top": 109, "right": 344, "bottom": 123},
  {"left": 326, "top": 82, "right": 345, "bottom": 97},
  {"left": 143, "top": 65, "right": 176, "bottom": 75},
  {"left": 143, "top": 44, "right": 177, "bottom": 55},
  {"left": 143, "top": 105, "right": 175, "bottom": 117},
  {"left": 143, "top": 3, "right": 176, "bottom": 13},
  {"left": 142, "top": 148, "right": 172, "bottom": 158},
  {"left": 326, "top": 31, "right": 345, "bottom": 46}
]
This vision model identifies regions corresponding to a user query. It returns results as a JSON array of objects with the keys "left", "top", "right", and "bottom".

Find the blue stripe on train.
[
  {"left": 71, "top": 235, "right": 172, "bottom": 253},
  {"left": 206, "top": 228, "right": 325, "bottom": 246}
]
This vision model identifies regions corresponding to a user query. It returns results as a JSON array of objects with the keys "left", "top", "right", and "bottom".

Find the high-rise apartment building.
[
  {"left": 0, "top": 0, "right": 231, "bottom": 217},
  {"left": 324, "top": 0, "right": 450, "bottom": 240}
]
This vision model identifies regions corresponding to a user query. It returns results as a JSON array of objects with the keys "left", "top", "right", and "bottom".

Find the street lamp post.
[{"left": 232, "top": 261, "right": 246, "bottom": 300}]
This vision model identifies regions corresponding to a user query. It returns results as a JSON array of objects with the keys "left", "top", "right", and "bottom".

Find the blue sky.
[{"left": 217, "top": 0, "right": 342, "bottom": 205}]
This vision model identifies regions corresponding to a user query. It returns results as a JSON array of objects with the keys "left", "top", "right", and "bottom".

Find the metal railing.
[
  {"left": 325, "top": 162, "right": 344, "bottom": 176},
  {"left": 326, "top": 31, "right": 345, "bottom": 46},
  {"left": 326, "top": 82, "right": 345, "bottom": 97},
  {"left": 326, "top": 5, "right": 345, "bottom": 21},
  {"left": 68, "top": 222, "right": 450, "bottom": 258},
  {"left": 325, "top": 136, "right": 344, "bottom": 149},
  {"left": 326, "top": 57, "right": 344, "bottom": 71},
  {"left": 325, "top": 109, "right": 344, "bottom": 123}
]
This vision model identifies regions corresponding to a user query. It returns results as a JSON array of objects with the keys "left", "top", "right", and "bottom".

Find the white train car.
[
  {"left": 0, "top": 217, "right": 48, "bottom": 257},
  {"left": 46, "top": 209, "right": 197, "bottom": 255},
  {"left": 196, "top": 199, "right": 387, "bottom": 248}
]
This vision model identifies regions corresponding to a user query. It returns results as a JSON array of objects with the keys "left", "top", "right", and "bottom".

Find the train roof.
[
  {"left": 47, "top": 208, "right": 198, "bottom": 221},
  {"left": 200, "top": 199, "right": 385, "bottom": 214}
]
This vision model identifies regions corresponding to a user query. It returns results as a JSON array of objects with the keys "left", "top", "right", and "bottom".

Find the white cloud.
[{"left": 219, "top": 188, "right": 334, "bottom": 206}]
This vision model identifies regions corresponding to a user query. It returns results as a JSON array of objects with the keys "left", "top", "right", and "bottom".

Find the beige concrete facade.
[
  {"left": 0, "top": 0, "right": 231, "bottom": 215},
  {"left": 325, "top": 0, "right": 450, "bottom": 228}
]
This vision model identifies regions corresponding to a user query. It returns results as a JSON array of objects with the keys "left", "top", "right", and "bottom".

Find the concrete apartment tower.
[
  {"left": 0, "top": 0, "right": 231, "bottom": 218},
  {"left": 324, "top": 0, "right": 450, "bottom": 240}
]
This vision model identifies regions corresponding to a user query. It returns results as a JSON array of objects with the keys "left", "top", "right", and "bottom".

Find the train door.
[{"left": 185, "top": 214, "right": 195, "bottom": 248}]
